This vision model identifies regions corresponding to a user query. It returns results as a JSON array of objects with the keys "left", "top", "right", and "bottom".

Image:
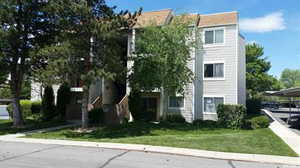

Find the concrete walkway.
[{"left": 263, "top": 109, "right": 300, "bottom": 156}]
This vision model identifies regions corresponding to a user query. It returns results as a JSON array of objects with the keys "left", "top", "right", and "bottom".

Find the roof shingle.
[
  {"left": 198, "top": 12, "right": 238, "bottom": 27},
  {"left": 134, "top": 10, "right": 238, "bottom": 28},
  {"left": 134, "top": 9, "right": 172, "bottom": 28}
]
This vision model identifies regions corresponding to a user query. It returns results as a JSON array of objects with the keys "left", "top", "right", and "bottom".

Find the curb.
[{"left": 0, "top": 136, "right": 299, "bottom": 166}]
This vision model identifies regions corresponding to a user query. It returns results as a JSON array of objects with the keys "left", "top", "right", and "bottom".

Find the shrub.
[
  {"left": 246, "top": 98, "right": 262, "bottom": 115},
  {"left": 31, "top": 101, "right": 42, "bottom": 114},
  {"left": 193, "top": 119, "right": 219, "bottom": 128},
  {"left": 56, "top": 83, "right": 71, "bottom": 119},
  {"left": 165, "top": 114, "right": 186, "bottom": 123},
  {"left": 217, "top": 104, "right": 246, "bottom": 129},
  {"left": 89, "top": 108, "right": 104, "bottom": 124},
  {"left": 244, "top": 115, "right": 270, "bottom": 129},
  {"left": 41, "top": 86, "right": 56, "bottom": 121},
  {"left": 128, "top": 90, "right": 144, "bottom": 121},
  {"left": 7, "top": 100, "right": 32, "bottom": 119}
]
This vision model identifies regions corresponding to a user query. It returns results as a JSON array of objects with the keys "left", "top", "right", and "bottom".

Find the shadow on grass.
[
  {"left": 0, "top": 119, "right": 67, "bottom": 135},
  {"left": 62, "top": 120, "right": 224, "bottom": 139}
]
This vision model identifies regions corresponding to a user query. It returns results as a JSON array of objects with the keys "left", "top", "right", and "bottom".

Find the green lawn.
[
  {"left": 26, "top": 121, "right": 298, "bottom": 157},
  {"left": 0, "top": 119, "right": 67, "bottom": 135}
]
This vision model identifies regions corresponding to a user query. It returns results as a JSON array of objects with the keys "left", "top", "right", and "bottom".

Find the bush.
[
  {"left": 31, "top": 101, "right": 42, "bottom": 114},
  {"left": 7, "top": 100, "right": 32, "bottom": 119},
  {"left": 89, "top": 108, "right": 104, "bottom": 124},
  {"left": 193, "top": 119, "right": 219, "bottom": 128},
  {"left": 41, "top": 86, "right": 56, "bottom": 121},
  {"left": 165, "top": 114, "right": 186, "bottom": 123},
  {"left": 128, "top": 90, "right": 145, "bottom": 121},
  {"left": 217, "top": 104, "right": 246, "bottom": 129},
  {"left": 246, "top": 98, "right": 262, "bottom": 115},
  {"left": 244, "top": 115, "right": 270, "bottom": 129},
  {"left": 56, "top": 83, "right": 71, "bottom": 119}
]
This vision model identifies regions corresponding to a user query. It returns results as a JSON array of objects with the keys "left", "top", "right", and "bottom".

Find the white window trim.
[
  {"left": 202, "top": 27, "right": 226, "bottom": 47},
  {"left": 168, "top": 95, "right": 185, "bottom": 110},
  {"left": 203, "top": 95, "right": 225, "bottom": 114},
  {"left": 203, "top": 61, "right": 225, "bottom": 81}
]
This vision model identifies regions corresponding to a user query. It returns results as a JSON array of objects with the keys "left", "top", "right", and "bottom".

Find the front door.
[{"left": 142, "top": 97, "right": 158, "bottom": 121}]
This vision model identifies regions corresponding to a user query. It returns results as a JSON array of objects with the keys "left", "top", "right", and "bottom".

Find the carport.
[{"left": 264, "top": 87, "right": 300, "bottom": 123}]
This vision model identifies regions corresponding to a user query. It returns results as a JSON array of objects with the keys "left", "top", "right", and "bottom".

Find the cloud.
[{"left": 240, "top": 11, "right": 286, "bottom": 33}]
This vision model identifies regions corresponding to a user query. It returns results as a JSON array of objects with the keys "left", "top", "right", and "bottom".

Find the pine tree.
[{"left": 0, "top": 0, "right": 58, "bottom": 127}]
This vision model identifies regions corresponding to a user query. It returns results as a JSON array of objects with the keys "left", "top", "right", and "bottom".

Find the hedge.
[
  {"left": 31, "top": 101, "right": 42, "bottom": 114},
  {"left": 244, "top": 115, "right": 270, "bottom": 129},
  {"left": 217, "top": 104, "right": 246, "bottom": 129},
  {"left": 246, "top": 98, "right": 262, "bottom": 115},
  {"left": 89, "top": 108, "right": 104, "bottom": 124},
  {"left": 165, "top": 114, "right": 186, "bottom": 123},
  {"left": 7, "top": 100, "right": 32, "bottom": 119}
]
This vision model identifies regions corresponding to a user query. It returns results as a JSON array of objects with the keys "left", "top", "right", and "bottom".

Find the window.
[
  {"left": 169, "top": 96, "right": 184, "bottom": 108},
  {"left": 204, "top": 97, "right": 224, "bottom": 113},
  {"left": 204, "top": 29, "right": 224, "bottom": 44},
  {"left": 204, "top": 63, "right": 224, "bottom": 78}
]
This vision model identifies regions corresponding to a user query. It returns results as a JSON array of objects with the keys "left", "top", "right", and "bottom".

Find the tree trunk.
[
  {"left": 81, "top": 87, "right": 89, "bottom": 128},
  {"left": 11, "top": 74, "right": 24, "bottom": 127}
]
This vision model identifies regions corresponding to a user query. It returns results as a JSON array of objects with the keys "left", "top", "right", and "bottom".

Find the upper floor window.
[
  {"left": 168, "top": 96, "right": 184, "bottom": 109},
  {"left": 204, "top": 28, "right": 224, "bottom": 45},
  {"left": 204, "top": 63, "right": 224, "bottom": 78}
]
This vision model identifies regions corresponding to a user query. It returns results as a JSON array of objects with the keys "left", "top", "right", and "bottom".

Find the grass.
[
  {"left": 0, "top": 119, "right": 68, "bottom": 135},
  {"left": 26, "top": 121, "right": 298, "bottom": 157}
]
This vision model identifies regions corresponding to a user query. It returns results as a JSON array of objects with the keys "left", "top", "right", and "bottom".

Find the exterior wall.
[
  {"left": 126, "top": 23, "right": 245, "bottom": 122},
  {"left": 31, "top": 82, "right": 43, "bottom": 101},
  {"left": 165, "top": 58, "right": 195, "bottom": 123},
  {"left": 30, "top": 82, "right": 59, "bottom": 103},
  {"left": 200, "top": 25, "right": 238, "bottom": 120},
  {"left": 237, "top": 35, "right": 246, "bottom": 105},
  {"left": 163, "top": 27, "right": 197, "bottom": 123}
]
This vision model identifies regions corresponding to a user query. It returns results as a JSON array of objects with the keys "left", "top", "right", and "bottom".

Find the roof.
[
  {"left": 198, "top": 12, "right": 238, "bottom": 27},
  {"left": 172, "top": 14, "right": 200, "bottom": 26},
  {"left": 264, "top": 87, "right": 300, "bottom": 97},
  {"left": 134, "top": 9, "right": 172, "bottom": 28},
  {"left": 134, "top": 10, "right": 238, "bottom": 28}
]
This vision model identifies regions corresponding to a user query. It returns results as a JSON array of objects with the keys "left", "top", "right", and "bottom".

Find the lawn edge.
[{"left": 0, "top": 135, "right": 299, "bottom": 166}]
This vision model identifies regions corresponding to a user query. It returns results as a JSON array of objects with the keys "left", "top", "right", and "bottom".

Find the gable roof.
[
  {"left": 134, "top": 9, "right": 172, "bottom": 28},
  {"left": 198, "top": 12, "right": 238, "bottom": 27}
]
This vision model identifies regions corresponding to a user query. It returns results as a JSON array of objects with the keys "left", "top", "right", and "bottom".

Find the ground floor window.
[
  {"left": 168, "top": 96, "right": 184, "bottom": 109},
  {"left": 204, "top": 97, "right": 224, "bottom": 113}
]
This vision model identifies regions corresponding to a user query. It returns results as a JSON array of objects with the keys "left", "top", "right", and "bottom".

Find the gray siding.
[
  {"left": 165, "top": 57, "right": 195, "bottom": 123},
  {"left": 238, "top": 35, "right": 246, "bottom": 105},
  {"left": 127, "top": 24, "right": 246, "bottom": 122},
  {"left": 200, "top": 25, "right": 238, "bottom": 120}
]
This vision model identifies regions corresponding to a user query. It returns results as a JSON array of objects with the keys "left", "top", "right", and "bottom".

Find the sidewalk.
[
  {"left": 263, "top": 109, "right": 300, "bottom": 156},
  {"left": 0, "top": 127, "right": 300, "bottom": 166}
]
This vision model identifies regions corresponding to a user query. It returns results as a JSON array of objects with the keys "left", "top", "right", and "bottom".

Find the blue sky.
[{"left": 107, "top": 0, "right": 300, "bottom": 78}]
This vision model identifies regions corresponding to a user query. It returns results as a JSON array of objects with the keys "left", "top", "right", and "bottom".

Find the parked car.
[
  {"left": 262, "top": 101, "right": 280, "bottom": 109},
  {"left": 0, "top": 105, "right": 9, "bottom": 120}
]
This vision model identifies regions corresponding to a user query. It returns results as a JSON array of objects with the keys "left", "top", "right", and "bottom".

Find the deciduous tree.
[
  {"left": 246, "top": 43, "right": 282, "bottom": 98},
  {"left": 280, "top": 69, "right": 300, "bottom": 88},
  {"left": 130, "top": 16, "right": 197, "bottom": 95}
]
